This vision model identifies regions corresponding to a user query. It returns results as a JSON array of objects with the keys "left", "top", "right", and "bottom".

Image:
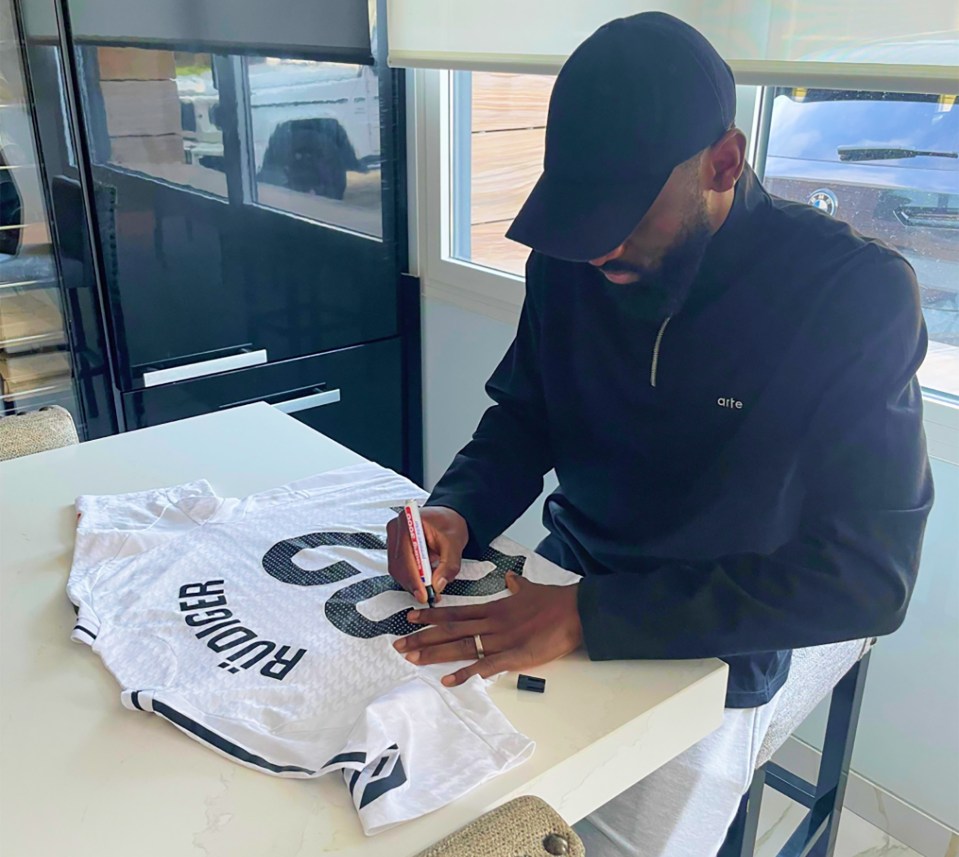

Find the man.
[{"left": 387, "top": 12, "right": 933, "bottom": 856}]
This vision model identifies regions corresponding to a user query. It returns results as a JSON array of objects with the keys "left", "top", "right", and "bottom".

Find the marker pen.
[{"left": 403, "top": 500, "right": 436, "bottom": 608}]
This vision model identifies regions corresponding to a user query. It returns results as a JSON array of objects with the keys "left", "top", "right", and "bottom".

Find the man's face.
[{"left": 589, "top": 158, "right": 712, "bottom": 293}]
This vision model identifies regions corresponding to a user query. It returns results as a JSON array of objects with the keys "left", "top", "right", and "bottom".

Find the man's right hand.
[{"left": 386, "top": 506, "right": 469, "bottom": 604}]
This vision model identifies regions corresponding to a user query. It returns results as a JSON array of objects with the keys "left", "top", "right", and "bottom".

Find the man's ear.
[{"left": 705, "top": 128, "right": 747, "bottom": 193}]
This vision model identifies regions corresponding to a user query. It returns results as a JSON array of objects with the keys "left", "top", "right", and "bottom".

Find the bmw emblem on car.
[{"left": 808, "top": 188, "right": 838, "bottom": 216}]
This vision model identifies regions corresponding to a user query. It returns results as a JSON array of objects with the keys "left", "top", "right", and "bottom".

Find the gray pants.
[{"left": 575, "top": 688, "right": 782, "bottom": 857}]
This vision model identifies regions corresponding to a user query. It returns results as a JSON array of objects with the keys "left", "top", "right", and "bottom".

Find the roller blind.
[
  {"left": 387, "top": 0, "right": 958, "bottom": 92},
  {"left": 64, "top": 0, "right": 372, "bottom": 62}
]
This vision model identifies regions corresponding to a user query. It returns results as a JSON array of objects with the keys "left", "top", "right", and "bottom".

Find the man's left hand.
[{"left": 392, "top": 572, "right": 583, "bottom": 686}]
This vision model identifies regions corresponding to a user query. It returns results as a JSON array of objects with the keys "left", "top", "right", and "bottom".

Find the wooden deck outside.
[{"left": 467, "top": 73, "right": 553, "bottom": 276}]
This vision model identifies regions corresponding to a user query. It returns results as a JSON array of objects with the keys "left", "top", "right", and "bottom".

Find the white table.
[{"left": 0, "top": 403, "right": 727, "bottom": 856}]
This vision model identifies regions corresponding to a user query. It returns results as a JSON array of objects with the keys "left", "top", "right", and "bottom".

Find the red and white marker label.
[{"left": 403, "top": 501, "right": 432, "bottom": 590}]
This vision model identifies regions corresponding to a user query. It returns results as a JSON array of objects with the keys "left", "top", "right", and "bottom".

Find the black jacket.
[{"left": 427, "top": 167, "right": 933, "bottom": 707}]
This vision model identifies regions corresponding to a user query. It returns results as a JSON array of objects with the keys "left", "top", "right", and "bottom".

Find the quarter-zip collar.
[
  {"left": 684, "top": 165, "right": 771, "bottom": 312},
  {"left": 650, "top": 315, "right": 671, "bottom": 387},
  {"left": 646, "top": 166, "right": 770, "bottom": 386}
]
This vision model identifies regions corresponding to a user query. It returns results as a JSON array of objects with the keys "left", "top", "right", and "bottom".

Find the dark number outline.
[{"left": 262, "top": 530, "right": 526, "bottom": 639}]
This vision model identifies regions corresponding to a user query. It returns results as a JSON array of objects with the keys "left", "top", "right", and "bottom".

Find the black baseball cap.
[{"left": 506, "top": 12, "right": 736, "bottom": 263}]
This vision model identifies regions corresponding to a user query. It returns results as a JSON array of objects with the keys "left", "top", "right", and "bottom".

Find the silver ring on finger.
[{"left": 474, "top": 633, "right": 485, "bottom": 659}]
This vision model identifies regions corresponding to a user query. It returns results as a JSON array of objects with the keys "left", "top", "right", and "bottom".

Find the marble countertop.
[{"left": 0, "top": 403, "right": 727, "bottom": 855}]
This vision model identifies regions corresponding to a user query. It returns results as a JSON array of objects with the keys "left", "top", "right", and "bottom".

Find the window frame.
[
  {"left": 411, "top": 68, "right": 526, "bottom": 323},
  {"left": 409, "top": 66, "right": 959, "bottom": 462}
]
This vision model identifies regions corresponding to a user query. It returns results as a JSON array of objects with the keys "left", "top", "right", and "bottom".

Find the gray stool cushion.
[
  {"left": 756, "top": 638, "right": 872, "bottom": 768},
  {"left": 0, "top": 405, "right": 79, "bottom": 461}
]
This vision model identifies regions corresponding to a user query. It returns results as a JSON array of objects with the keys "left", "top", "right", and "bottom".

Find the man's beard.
[{"left": 600, "top": 203, "right": 713, "bottom": 317}]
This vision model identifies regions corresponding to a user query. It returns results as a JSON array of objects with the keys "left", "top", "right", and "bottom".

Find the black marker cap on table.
[{"left": 517, "top": 674, "right": 547, "bottom": 693}]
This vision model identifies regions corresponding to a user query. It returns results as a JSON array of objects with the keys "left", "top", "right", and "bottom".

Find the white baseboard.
[{"left": 772, "top": 737, "right": 959, "bottom": 857}]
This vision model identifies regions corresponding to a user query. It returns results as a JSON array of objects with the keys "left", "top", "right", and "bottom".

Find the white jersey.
[{"left": 67, "top": 462, "right": 577, "bottom": 835}]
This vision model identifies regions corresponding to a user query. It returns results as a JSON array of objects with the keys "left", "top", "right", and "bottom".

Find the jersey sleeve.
[
  {"left": 68, "top": 480, "right": 226, "bottom": 644},
  {"left": 239, "top": 462, "right": 428, "bottom": 516},
  {"left": 109, "top": 674, "right": 533, "bottom": 837},
  {"left": 490, "top": 534, "right": 581, "bottom": 587},
  {"left": 332, "top": 674, "right": 534, "bottom": 835}
]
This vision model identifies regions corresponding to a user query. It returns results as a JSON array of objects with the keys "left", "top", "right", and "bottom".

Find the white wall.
[
  {"left": 794, "top": 456, "right": 959, "bottom": 832},
  {"left": 422, "top": 297, "right": 556, "bottom": 546},
  {"left": 422, "top": 294, "right": 959, "bottom": 834}
]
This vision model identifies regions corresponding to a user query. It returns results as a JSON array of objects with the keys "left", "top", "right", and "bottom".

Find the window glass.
[
  {"left": 764, "top": 89, "right": 959, "bottom": 398},
  {"left": 451, "top": 71, "right": 551, "bottom": 276},
  {"left": 451, "top": 73, "right": 758, "bottom": 277},
  {"left": 83, "top": 47, "right": 227, "bottom": 197},
  {"left": 450, "top": 74, "right": 958, "bottom": 399},
  {"left": 247, "top": 58, "right": 382, "bottom": 238}
]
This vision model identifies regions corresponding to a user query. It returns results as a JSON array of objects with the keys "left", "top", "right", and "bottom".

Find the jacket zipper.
[{"left": 650, "top": 315, "right": 672, "bottom": 388}]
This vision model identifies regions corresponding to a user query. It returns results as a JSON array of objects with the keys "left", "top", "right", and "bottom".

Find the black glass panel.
[
  {"left": 248, "top": 58, "right": 382, "bottom": 238},
  {"left": 81, "top": 48, "right": 227, "bottom": 196},
  {"left": 74, "top": 45, "right": 397, "bottom": 389}
]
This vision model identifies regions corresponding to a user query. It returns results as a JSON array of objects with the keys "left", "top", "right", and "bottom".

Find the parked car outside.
[{"left": 764, "top": 87, "right": 958, "bottom": 347}]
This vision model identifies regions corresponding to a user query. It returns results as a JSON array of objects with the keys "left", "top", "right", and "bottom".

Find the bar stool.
[
  {"left": 416, "top": 795, "right": 584, "bottom": 857},
  {"left": 719, "top": 638, "right": 875, "bottom": 857},
  {"left": 0, "top": 405, "right": 79, "bottom": 461}
]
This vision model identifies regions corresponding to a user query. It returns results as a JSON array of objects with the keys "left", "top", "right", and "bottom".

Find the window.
[
  {"left": 762, "top": 88, "right": 958, "bottom": 399},
  {"left": 247, "top": 57, "right": 383, "bottom": 238},
  {"left": 446, "top": 74, "right": 959, "bottom": 400},
  {"left": 450, "top": 73, "right": 759, "bottom": 276},
  {"left": 450, "top": 71, "right": 551, "bottom": 276},
  {"left": 83, "top": 47, "right": 228, "bottom": 197}
]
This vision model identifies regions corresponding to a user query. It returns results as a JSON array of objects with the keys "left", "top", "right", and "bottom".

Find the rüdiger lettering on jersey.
[{"left": 178, "top": 580, "right": 307, "bottom": 679}]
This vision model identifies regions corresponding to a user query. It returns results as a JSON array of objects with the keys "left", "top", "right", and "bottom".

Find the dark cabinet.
[
  {"left": 88, "top": 167, "right": 398, "bottom": 386},
  {"left": 122, "top": 337, "right": 404, "bottom": 472},
  {"left": 15, "top": 0, "right": 419, "bottom": 478}
]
